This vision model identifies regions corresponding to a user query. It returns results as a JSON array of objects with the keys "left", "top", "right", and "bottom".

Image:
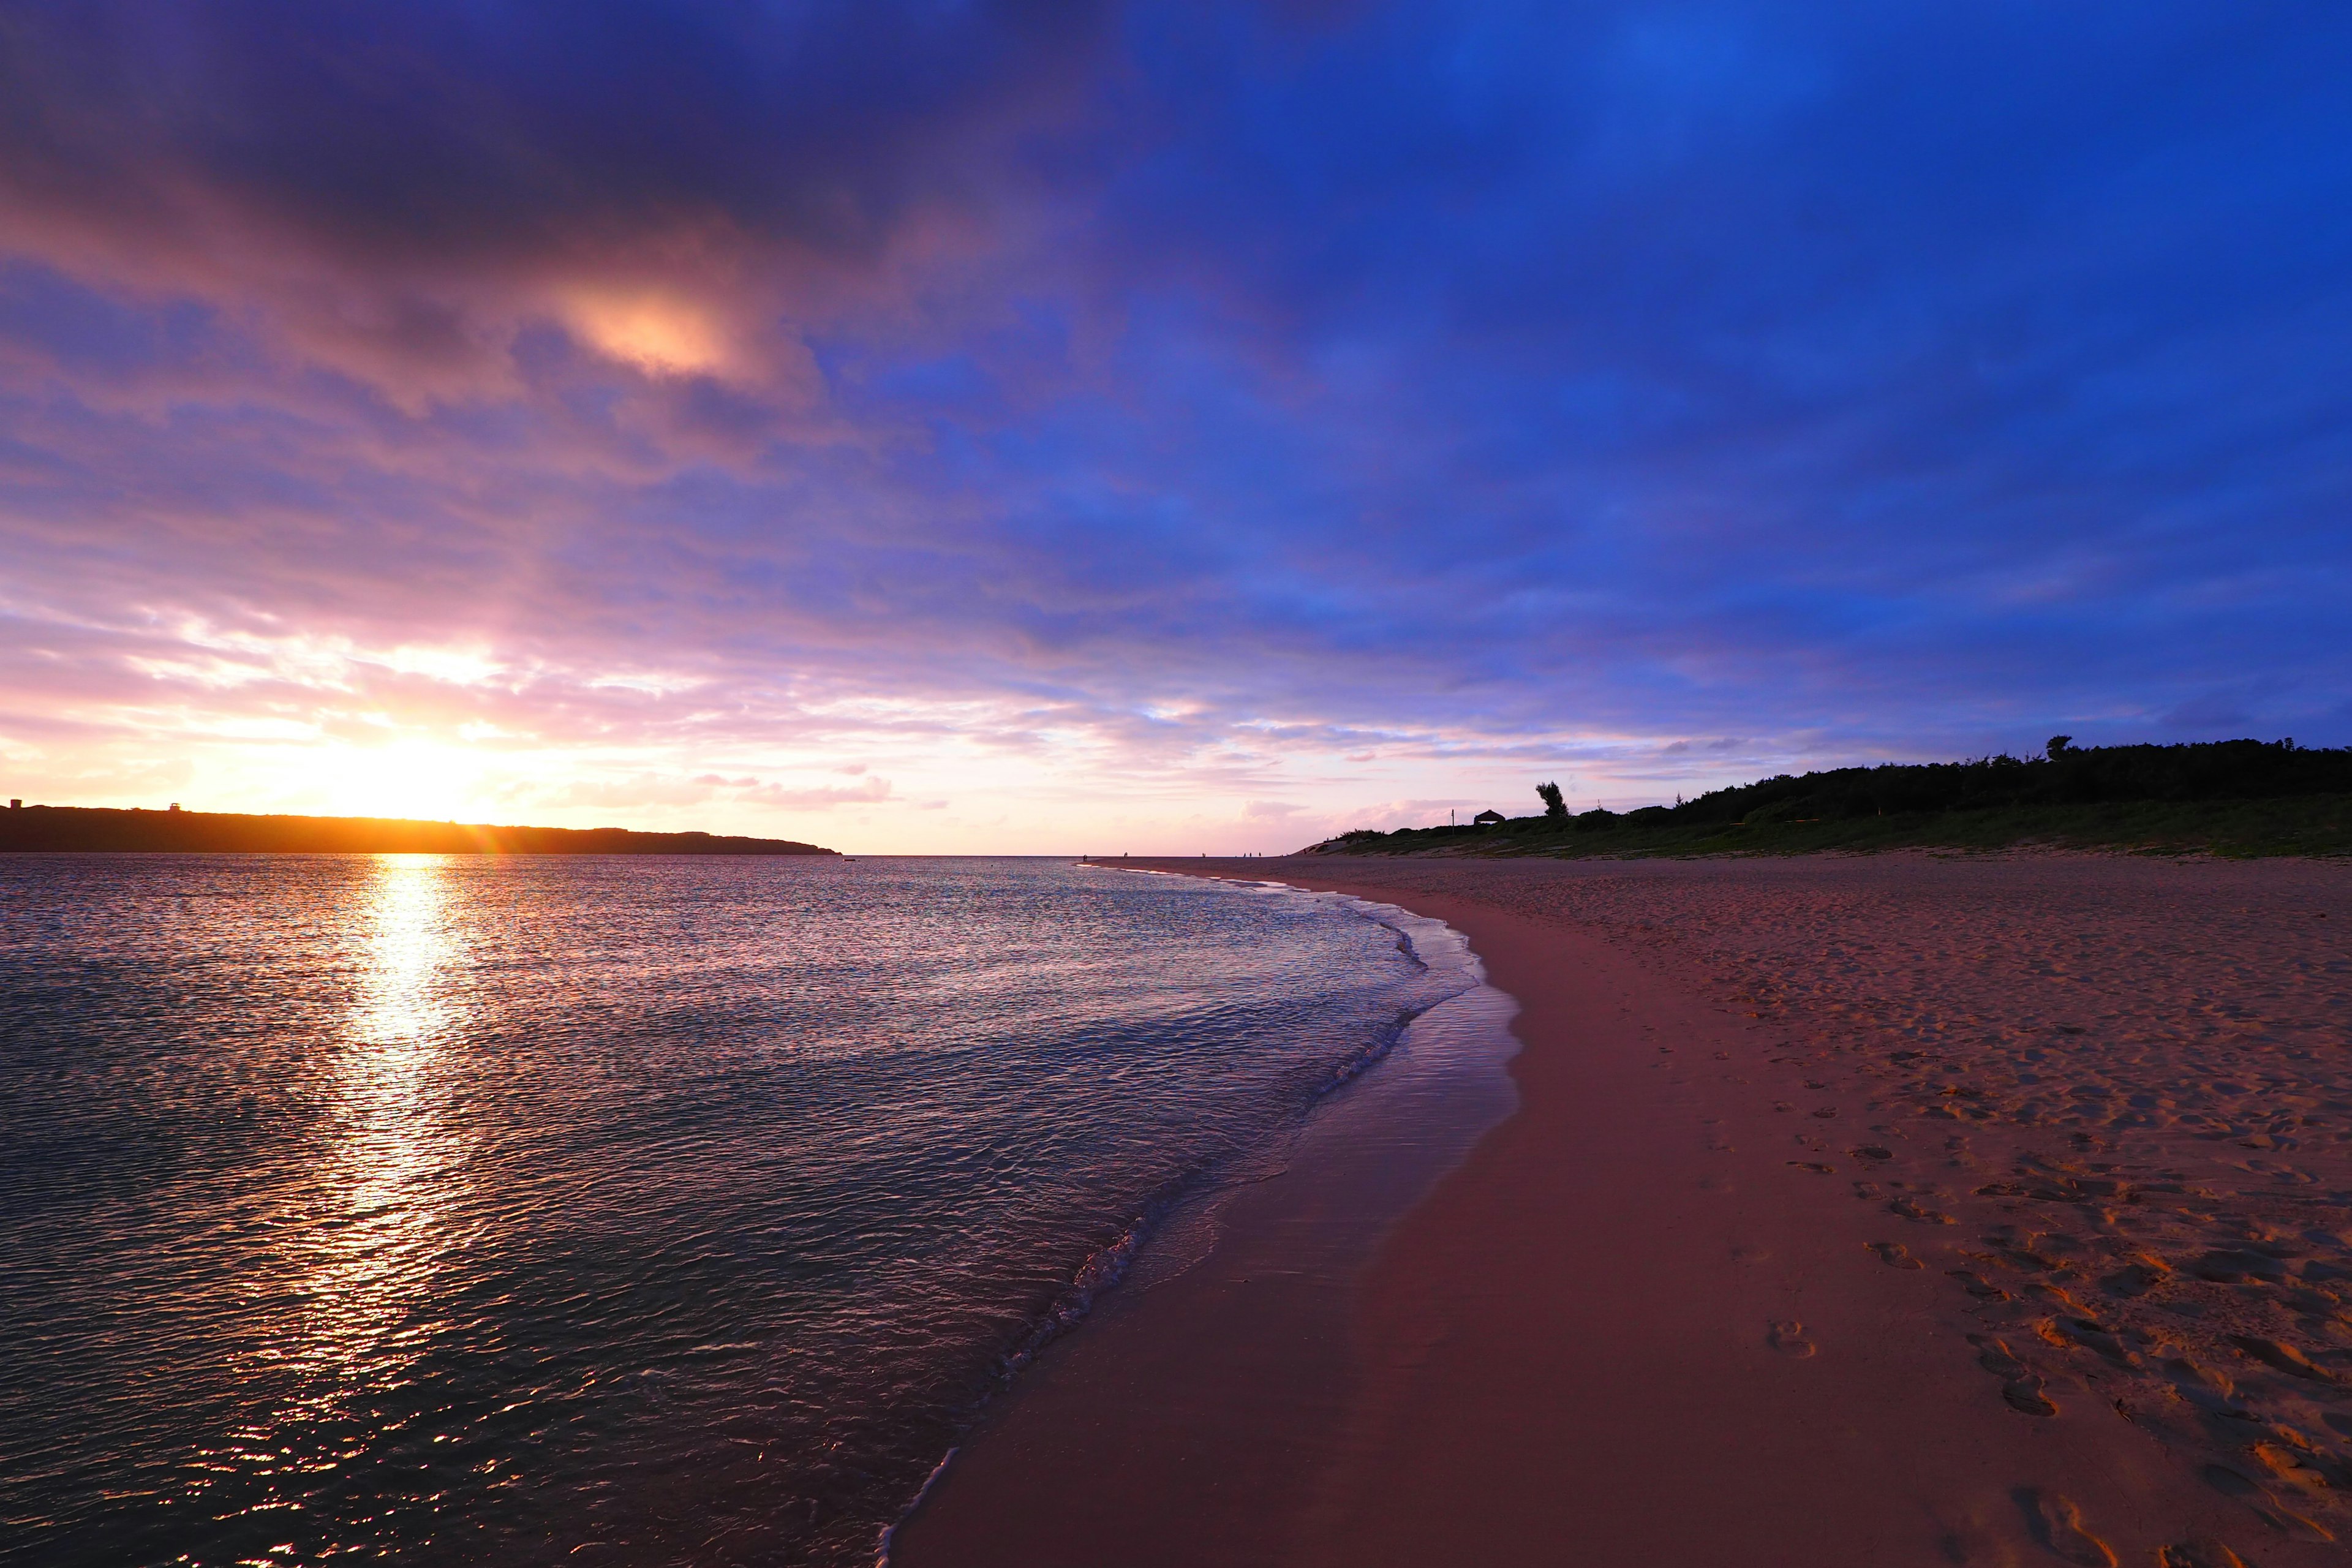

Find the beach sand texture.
[{"left": 900, "top": 853, "right": 2352, "bottom": 1567}]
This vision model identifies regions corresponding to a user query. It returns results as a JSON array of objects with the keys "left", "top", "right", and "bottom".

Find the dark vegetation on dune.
[
  {"left": 1306, "top": 739, "right": 2352, "bottom": 858},
  {"left": 0, "top": 804, "right": 838, "bottom": 856}
]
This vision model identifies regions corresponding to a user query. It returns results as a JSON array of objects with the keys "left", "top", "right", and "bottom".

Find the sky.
[{"left": 2, "top": 2, "right": 2348, "bottom": 854}]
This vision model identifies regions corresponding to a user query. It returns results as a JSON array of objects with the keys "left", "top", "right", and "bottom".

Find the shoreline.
[
  {"left": 899, "top": 853, "right": 2352, "bottom": 1566},
  {"left": 888, "top": 872, "right": 1522, "bottom": 1566}
]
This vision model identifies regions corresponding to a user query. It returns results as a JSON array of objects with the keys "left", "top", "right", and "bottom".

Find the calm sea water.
[{"left": 0, "top": 855, "right": 1474, "bottom": 1567}]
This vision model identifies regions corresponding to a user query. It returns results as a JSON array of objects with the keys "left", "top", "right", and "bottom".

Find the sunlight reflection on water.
[
  {"left": 307, "top": 854, "right": 457, "bottom": 1362},
  {"left": 1, "top": 855, "right": 1478, "bottom": 1566},
  {"left": 214, "top": 856, "right": 468, "bottom": 1531},
  {"left": 353, "top": 853, "right": 454, "bottom": 1048}
]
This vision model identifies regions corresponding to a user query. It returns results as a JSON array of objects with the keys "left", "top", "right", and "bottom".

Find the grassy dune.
[{"left": 1309, "top": 741, "right": 2352, "bottom": 859}]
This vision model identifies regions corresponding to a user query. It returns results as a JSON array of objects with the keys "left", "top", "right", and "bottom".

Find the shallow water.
[
  {"left": 0, "top": 855, "right": 1476, "bottom": 1567},
  {"left": 888, "top": 881, "right": 1521, "bottom": 1567}
]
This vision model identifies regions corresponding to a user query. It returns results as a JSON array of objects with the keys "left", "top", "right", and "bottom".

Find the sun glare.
[{"left": 315, "top": 739, "right": 484, "bottom": 822}]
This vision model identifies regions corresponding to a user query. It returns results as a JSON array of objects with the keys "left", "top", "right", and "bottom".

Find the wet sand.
[{"left": 899, "top": 853, "right": 2352, "bottom": 1567}]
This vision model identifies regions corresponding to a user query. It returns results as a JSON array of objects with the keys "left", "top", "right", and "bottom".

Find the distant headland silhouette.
[{"left": 0, "top": 802, "right": 837, "bottom": 856}]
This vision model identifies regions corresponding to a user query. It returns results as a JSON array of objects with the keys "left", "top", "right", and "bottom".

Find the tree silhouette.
[{"left": 1536, "top": 781, "right": 1567, "bottom": 818}]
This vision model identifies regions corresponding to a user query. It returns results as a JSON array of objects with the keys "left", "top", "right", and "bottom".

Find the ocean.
[{"left": 0, "top": 854, "right": 1487, "bottom": 1566}]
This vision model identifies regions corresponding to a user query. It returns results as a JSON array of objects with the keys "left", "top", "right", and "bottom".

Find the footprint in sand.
[
  {"left": 1972, "top": 1336, "right": 2058, "bottom": 1415},
  {"left": 2163, "top": 1358, "right": 2242, "bottom": 1415},
  {"left": 1867, "top": 1240, "right": 1923, "bottom": 1269},
  {"left": 2097, "top": 1258, "right": 2168, "bottom": 1298},
  {"left": 2249, "top": 1440, "right": 2334, "bottom": 1493},
  {"left": 2201, "top": 1464, "right": 2334, "bottom": 1541},
  {"left": 2158, "top": 1542, "right": 2245, "bottom": 1568},
  {"left": 2228, "top": 1333, "right": 2337, "bottom": 1384},
  {"left": 1945, "top": 1268, "right": 2010, "bottom": 1300},
  {"left": 1766, "top": 1319, "right": 1816, "bottom": 1357},
  {"left": 2018, "top": 1490, "right": 2116, "bottom": 1567},
  {"left": 2002, "top": 1375, "right": 2059, "bottom": 1416},
  {"left": 1788, "top": 1161, "right": 1835, "bottom": 1174},
  {"left": 1888, "top": 1196, "right": 1955, "bottom": 1224}
]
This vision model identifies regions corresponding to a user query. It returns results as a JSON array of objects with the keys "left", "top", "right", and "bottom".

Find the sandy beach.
[{"left": 899, "top": 851, "right": 2352, "bottom": 1567}]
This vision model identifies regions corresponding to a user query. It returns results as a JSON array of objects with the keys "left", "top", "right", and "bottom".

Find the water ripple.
[{"left": 0, "top": 855, "right": 1461, "bottom": 1566}]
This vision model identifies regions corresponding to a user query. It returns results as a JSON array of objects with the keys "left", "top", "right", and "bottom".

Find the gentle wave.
[
  {"left": 1, "top": 854, "right": 1480, "bottom": 1567},
  {"left": 869, "top": 873, "right": 1497, "bottom": 1562}
]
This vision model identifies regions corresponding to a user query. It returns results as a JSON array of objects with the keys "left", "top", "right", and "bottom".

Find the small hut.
[{"left": 1471, "top": 809, "right": 1507, "bottom": 826}]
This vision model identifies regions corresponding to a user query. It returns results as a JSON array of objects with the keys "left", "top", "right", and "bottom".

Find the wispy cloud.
[{"left": 739, "top": 777, "right": 895, "bottom": 810}]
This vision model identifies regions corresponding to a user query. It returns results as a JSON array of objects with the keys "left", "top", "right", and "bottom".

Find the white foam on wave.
[{"left": 871, "top": 1445, "right": 958, "bottom": 1567}]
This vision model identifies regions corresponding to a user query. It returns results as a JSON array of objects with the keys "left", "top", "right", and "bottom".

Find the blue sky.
[{"left": 2, "top": 2, "right": 2346, "bottom": 850}]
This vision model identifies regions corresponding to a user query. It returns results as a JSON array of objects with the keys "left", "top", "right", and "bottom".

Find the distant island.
[
  {"left": 0, "top": 803, "right": 839, "bottom": 856},
  {"left": 1306, "top": 737, "right": 2352, "bottom": 858}
]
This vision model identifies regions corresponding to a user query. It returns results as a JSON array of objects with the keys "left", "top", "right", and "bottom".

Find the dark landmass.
[
  {"left": 1306, "top": 739, "right": 2352, "bottom": 858},
  {"left": 0, "top": 804, "right": 839, "bottom": 856}
]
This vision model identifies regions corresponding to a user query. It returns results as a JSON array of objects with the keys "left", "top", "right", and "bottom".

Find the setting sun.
[{"left": 306, "top": 739, "right": 484, "bottom": 821}]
